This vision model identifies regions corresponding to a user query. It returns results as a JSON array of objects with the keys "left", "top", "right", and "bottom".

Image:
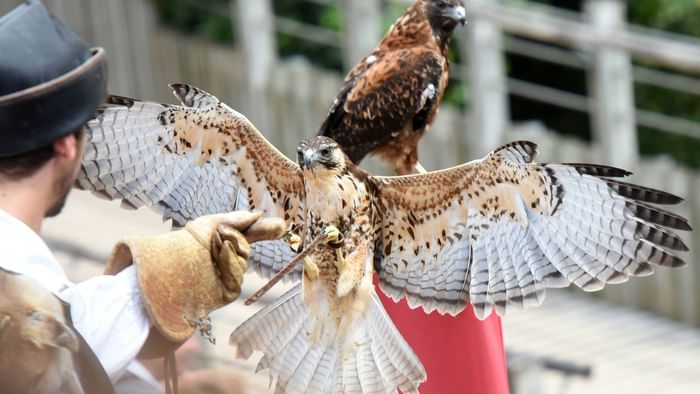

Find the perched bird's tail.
[{"left": 230, "top": 284, "right": 425, "bottom": 393}]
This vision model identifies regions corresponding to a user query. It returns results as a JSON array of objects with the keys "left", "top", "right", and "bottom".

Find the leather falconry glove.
[{"left": 104, "top": 211, "right": 286, "bottom": 358}]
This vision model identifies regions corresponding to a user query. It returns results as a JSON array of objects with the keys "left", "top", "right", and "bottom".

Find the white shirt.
[{"left": 0, "top": 209, "right": 152, "bottom": 383}]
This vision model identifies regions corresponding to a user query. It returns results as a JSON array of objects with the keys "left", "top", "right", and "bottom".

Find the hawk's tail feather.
[{"left": 229, "top": 284, "right": 426, "bottom": 394}]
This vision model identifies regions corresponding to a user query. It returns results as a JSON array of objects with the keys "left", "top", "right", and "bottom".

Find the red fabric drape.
[{"left": 376, "top": 277, "right": 510, "bottom": 394}]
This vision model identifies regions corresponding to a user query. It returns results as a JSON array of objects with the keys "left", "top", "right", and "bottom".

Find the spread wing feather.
[
  {"left": 77, "top": 84, "right": 305, "bottom": 280},
  {"left": 370, "top": 141, "right": 691, "bottom": 319},
  {"left": 318, "top": 48, "right": 444, "bottom": 163}
]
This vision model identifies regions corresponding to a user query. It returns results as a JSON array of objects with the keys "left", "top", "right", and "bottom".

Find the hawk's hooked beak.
[
  {"left": 447, "top": 5, "right": 467, "bottom": 26},
  {"left": 300, "top": 149, "right": 319, "bottom": 170}
]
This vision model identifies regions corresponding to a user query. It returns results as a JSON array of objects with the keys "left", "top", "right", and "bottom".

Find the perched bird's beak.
[{"left": 448, "top": 5, "right": 467, "bottom": 26}]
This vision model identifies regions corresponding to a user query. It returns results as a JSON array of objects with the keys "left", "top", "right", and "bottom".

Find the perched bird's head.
[
  {"left": 297, "top": 136, "right": 348, "bottom": 175},
  {"left": 423, "top": 0, "right": 467, "bottom": 31}
]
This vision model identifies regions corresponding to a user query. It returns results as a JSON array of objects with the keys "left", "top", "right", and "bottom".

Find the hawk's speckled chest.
[{"left": 303, "top": 170, "right": 372, "bottom": 270}]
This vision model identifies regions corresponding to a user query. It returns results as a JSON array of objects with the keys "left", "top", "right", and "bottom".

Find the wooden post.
[
  {"left": 0, "top": 1, "right": 21, "bottom": 16},
  {"left": 585, "top": 0, "right": 638, "bottom": 168},
  {"left": 465, "top": 0, "right": 509, "bottom": 156},
  {"left": 232, "top": 0, "right": 277, "bottom": 133},
  {"left": 341, "top": 0, "right": 381, "bottom": 70},
  {"left": 124, "top": 0, "right": 158, "bottom": 99}
]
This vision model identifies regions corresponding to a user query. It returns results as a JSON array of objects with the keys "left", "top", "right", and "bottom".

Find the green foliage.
[
  {"left": 274, "top": 0, "right": 343, "bottom": 71},
  {"left": 629, "top": 0, "right": 700, "bottom": 37},
  {"left": 639, "top": 128, "right": 700, "bottom": 168},
  {"left": 154, "top": 0, "right": 233, "bottom": 43}
]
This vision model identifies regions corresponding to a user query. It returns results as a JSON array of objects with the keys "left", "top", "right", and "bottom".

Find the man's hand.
[
  {"left": 183, "top": 211, "right": 286, "bottom": 302},
  {"left": 104, "top": 211, "right": 287, "bottom": 352},
  {"left": 186, "top": 212, "right": 286, "bottom": 301}
]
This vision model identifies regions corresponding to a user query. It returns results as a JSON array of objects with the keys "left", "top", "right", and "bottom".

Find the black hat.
[{"left": 0, "top": 0, "right": 107, "bottom": 158}]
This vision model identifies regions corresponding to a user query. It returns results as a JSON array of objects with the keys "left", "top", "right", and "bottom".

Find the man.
[{"left": 0, "top": 1, "right": 285, "bottom": 393}]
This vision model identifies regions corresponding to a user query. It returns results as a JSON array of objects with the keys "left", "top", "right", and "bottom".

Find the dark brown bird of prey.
[
  {"left": 318, "top": 0, "right": 466, "bottom": 175},
  {"left": 77, "top": 85, "right": 691, "bottom": 394}
]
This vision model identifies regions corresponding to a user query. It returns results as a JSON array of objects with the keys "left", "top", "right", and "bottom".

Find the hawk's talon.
[
  {"left": 323, "top": 225, "right": 343, "bottom": 249},
  {"left": 303, "top": 256, "right": 319, "bottom": 281},
  {"left": 322, "top": 225, "right": 346, "bottom": 271},
  {"left": 285, "top": 231, "right": 302, "bottom": 253},
  {"left": 335, "top": 248, "right": 345, "bottom": 272}
]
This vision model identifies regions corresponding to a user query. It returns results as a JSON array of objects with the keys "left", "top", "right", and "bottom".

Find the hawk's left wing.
[
  {"left": 370, "top": 141, "right": 691, "bottom": 318},
  {"left": 77, "top": 84, "right": 304, "bottom": 280}
]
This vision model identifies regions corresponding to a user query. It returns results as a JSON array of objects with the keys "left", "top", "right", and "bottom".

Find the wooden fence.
[{"left": 1, "top": 0, "right": 698, "bottom": 326}]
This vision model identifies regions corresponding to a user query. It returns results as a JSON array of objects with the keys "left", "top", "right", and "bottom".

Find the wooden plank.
[
  {"left": 670, "top": 167, "right": 698, "bottom": 324},
  {"left": 0, "top": 1, "right": 22, "bottom": 15},
  {"left": 151, "top": 29, "right": 184, "bottom": 102},
  {"left": 123, "top": 0, "right": 157, "bottom": 99},
  {"left": 689, "top": 174, "right": 700, "bottom": 325},
  {"left": 466, "top": 0, "right": 509, "bottom": 157},
  {"left": 585, "top": 0, "right": 638, "bottom": 169},
  {"left": 232, "top": 0, "right": 277, "bottom": 133},
  {"left": 341, "top": 0, "right": 381, "bottom": 70},
  {"left": 270, "top": 62, "right": 297, "bottom": 156}
]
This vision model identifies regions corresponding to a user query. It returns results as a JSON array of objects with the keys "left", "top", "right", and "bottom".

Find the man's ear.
[{"left": 53, "top": 133, "right": 80, "bottom": 162}]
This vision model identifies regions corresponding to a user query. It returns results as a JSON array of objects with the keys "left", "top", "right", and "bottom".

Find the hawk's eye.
[{"left": 320, "top": 147, "right": 332, "bottom": 156}]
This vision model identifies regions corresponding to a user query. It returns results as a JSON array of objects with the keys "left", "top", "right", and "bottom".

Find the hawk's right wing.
[{"left": 77, "top": 84, "right": 304, "bottom": 280}]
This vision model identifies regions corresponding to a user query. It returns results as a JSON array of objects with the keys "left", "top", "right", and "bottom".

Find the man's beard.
[{"left": 45, "top": 167, "right": 76, "bottom": 218}]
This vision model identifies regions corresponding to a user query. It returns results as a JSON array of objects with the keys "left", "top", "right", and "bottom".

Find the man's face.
[{"left": 45, "top": 130, "right": 84, "bottom": 218}]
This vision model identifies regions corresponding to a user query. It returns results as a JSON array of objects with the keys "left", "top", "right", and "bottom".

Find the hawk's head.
[
  {"left": 297, "top": 136, "right": 348, "bottom": 175},
  {"left": 423, "top": 0, "right": 467, "bottom": 31}
]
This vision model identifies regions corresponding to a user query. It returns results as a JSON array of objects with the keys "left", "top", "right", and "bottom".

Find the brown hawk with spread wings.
[
  {"left": 77, "top": 85, "right": 690, "bottom": 394},
  {"left": 318, "top": 0, "right": 466, "bottom": 175}
]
